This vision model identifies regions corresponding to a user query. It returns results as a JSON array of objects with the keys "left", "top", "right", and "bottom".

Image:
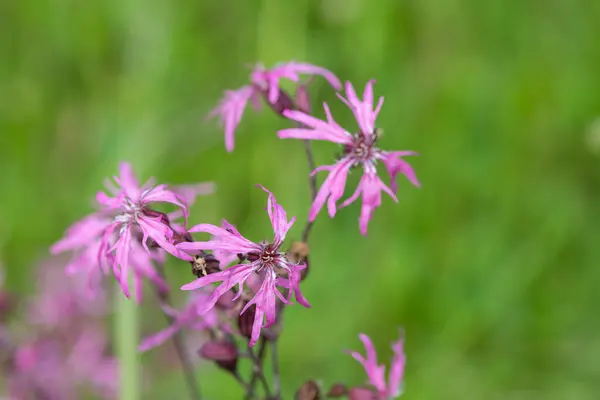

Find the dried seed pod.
[
  {"left": 198, "top": 339, "right": 238, "bottom": 373},
  {"left": 295, "top": 380, "right": 321, "bottom": 400},
  {"left": 191, "top": 253, "right": 220, "bottom": 278}
]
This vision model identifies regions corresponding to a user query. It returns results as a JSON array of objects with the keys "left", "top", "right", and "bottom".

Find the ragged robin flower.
[
  {"left": 278, "top": 80, "right": 420, "bottom": 235},
  {"left": 177, "top": 185, "right": 309, "bottom": 346},
  {"left": 208, "top": 61, "right": 341, "bottom": 152},
  {"left": 51, "top": 162, "right": 212, "bottom": 300}
]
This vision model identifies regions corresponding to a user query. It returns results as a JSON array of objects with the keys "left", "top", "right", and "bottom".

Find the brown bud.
[
  {"left": 286, "top": 241, "right": 310, "bottom": 280},
  {"left": 191, "top": 253, "right": 220, "bottom": 278},
  {"left": 326, "top": 383, "right": 348, "bottom": 398},
  {"left": 262, "top": 88, "right": 295, "bottom": 116},
  {"left": 198, "top": 340, "right": 238, "bottom": 373},
  {"left": 238, "top": 303, "right": 256, "bottom": 340},
  {"left": 295, "top": 380, "right": 321, "bottom": 400}
]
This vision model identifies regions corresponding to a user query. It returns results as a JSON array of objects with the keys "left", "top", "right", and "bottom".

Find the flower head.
[
  {"left": 51, "top": 162, "right": 212, "bottom": 300},
  {"left": 208, "top": 61, "right": 341, "bottom": 152},
  {"left": 349, "top": 330, "right": 406, "bottom": 399},
  {"left": 279, "top": 80, "right": 420, "bottom": 235},
  {"left": 177, "top": 185, "right": 309, "bottom": 346}
]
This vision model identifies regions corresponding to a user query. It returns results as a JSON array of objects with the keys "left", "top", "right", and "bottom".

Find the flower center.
[
  {"left": 247, "top": 243, "right": 281, "bottom": 272},
  {"left": 345, "top": 133, "right": 380, "bottom": 166}
]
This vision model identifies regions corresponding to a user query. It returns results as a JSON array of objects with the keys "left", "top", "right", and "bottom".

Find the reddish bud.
[
  {"left": 326, "top": 383, "right": 348, "bottom": 398},
  {"left": 238, "top": 302, "right": 256, "bottom": 340},
  {"left": 348, "top": 387, "right": 377, "bottom": 400},
  {"left": 198, "top": 340, "right": 238, "bottom": 373},
  {"left": 262, "top": 88, "right": 295, "bottom": 116},
  {"left": 295, "top": 84, "right": 311, "bottom": 114},
  {"left": 295, "top": 380, "right": 321, "bottom": 400}
]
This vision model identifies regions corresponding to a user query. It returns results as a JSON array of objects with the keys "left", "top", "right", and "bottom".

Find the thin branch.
[
  {"left": 244, "top": 338, "right": 268, "bottom": 400},
  {"left": 249, "top": 344, "right": 273, "bottom": 399}
]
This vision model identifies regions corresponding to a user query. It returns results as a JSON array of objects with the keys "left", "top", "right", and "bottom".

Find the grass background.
[{"left": 2, "top": 0, "right": 600, "bottom": 398}]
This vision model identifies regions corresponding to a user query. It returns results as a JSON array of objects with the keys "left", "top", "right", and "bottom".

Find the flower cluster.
[
  {"left": 43, "top": 59, "right": 417, "bottom": 398},
  {"left": 211, "top": 66, "right": 419, "bottom": 235}
]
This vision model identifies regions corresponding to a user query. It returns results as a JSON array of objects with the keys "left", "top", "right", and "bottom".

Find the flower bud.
[
  {"left": 347, "top": 387, "right": 377, "bottom": 400},
  {"left": 326, "top": 383, "right": 347, "bottom": 397},
  {"left": 262, "top": 88, "right": 295, "bottom": 116},
  {"left": 295, "top": 380, "right": 321, "bottom": 400},
  {"left": 295, "top": 84, "right": 311, "bottom": 114},
  {"left": 238, "top": 302, "right": 256, "bottom": 340},
  {"left": 198, "top": 339, "right": 238, "bottom": 373}
]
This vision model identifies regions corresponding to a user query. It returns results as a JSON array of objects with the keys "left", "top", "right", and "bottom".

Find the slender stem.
[
  {"left": 301, "top": 139, "right": 318, "bottom": 243},
  {"left": 244, "top": 338, "right": 268, "bottom": 400},
  {"left": 233, "top": 371, "right": 252, "bottom": 393},
  {"left": 154, "top": 269, "right": 202, "bottom": 400},
  {"left": 117, "top": 285, "right": 140, "bottom": 400},
  {"left": 271, "top": 340, "right": 281, "bottom": 399},
  {"left": 248, "top": 344, "right": 272, "bottom": 399}
]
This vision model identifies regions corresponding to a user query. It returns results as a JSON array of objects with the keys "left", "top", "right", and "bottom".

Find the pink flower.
[
  {"left": 349, "top": 331, "right": 406, "bottom": 399},
  {"left": 51, "top": 162, "right": 212, "bottom": 300},
  {"left": 177, "top": 186, "right": 310, "bottom": 346},
  {"left": 278, "top": 80, "right": 420, "bottom": 235},
  {"left": 138, "top": 290, "right": 219, "bottom": 352},
  {"left": 208, "top": 61, "right": 342, "bottom": 152}
]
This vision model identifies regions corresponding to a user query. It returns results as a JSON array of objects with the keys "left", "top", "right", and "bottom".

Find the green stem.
[{"left": 116, "top": 289, "right": 141, "bottom": 400}]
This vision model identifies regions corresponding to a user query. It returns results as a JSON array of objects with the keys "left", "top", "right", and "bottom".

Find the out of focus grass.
[{"left": 2, "top": 0, "right": 600, "bottom": 398}]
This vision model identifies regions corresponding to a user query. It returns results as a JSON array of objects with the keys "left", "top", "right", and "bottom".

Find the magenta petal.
[
  {"left": 387, "top": 334, "right": 406, "bottom": 398},
  {"left": 208, "top": 86, "right": 255, "bottom": 152},
  {"left": 118, "top": 162, "right": 141, "bottom": 201}
]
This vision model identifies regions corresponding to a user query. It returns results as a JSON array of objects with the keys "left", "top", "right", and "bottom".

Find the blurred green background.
[{"left": 2, "top": 0, "right": 600, "bottom": 398}]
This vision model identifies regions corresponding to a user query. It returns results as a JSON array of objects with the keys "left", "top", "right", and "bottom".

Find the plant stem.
[
  {"left": 301, "top": 139, "right": 318, "bottom": 243},
  {"left": 271, "top": 340, "right": 281, "bottom": 399},
  {"left": 244, "top": 338, "right": 268, "bottom": 400},
  {"left": 248, "top": 344, "right": 272, "bottom": 399},
  {"left": 154, "top": 270, "right": 202, "bottom": 400},
  {"left": 116, "top": 287, "right": 140, "bottom": 400}
]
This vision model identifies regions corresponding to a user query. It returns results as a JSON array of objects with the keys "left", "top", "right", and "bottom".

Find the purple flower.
[
  {"left": 349, "top": 331, "right": 406, "bottom": 399},
  {"left": 208, "top": 61, "right": 342, "bottom": 152},
  {"left": 278, "top": 80, "right": 420, "bottom": 235},
  {"left": 177, "top": 186, "right": 309, "bottom": 346},
  {"left": 138, "top": 290, "right": 219, "bottom": 352},
  {"left": 51, "top": 162, "right": 212, "bottom": 300}
]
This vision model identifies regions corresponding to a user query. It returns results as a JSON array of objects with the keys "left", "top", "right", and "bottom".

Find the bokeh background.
[{"left": 2, "top": 0, "right": 600, "bottom": 398}]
